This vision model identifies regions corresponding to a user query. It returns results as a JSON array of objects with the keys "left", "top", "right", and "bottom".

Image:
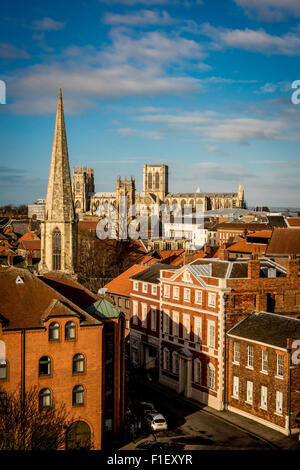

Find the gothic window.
[
  {"left": 75, "top": 200, "right": 81, "bottom": 209},
  {"left": 52, "top": 229, "right": 61, "bottom": 271},
  {"left": 148, "top": 172, "right": 152, "bottom": 190},
  {"left": 76, "top": 182, "right": 81, "bottom": 192},
  {"left": 155, "top": 172, "right": 159, "bottom": 190}
]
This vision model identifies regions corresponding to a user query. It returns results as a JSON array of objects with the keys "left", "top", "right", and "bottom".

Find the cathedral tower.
[
  {"left": 72, "top": 166, "right": 94, "bottom": 214},
  {"left": 143, "top": 164, "right": 168, "bottom": 201},
  {"left": 39, "top": 88, "right": 77, "bottom": 275}
]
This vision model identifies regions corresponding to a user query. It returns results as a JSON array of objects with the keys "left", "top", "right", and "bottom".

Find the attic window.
[{"left": 15, "top": 276, "right": 24, "bottom": 284}]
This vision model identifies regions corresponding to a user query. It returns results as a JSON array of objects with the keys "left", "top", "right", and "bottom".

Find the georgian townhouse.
[
  {"left": 0, "top": 266, "right": 125, "bottom": 450},
  {"left": 159, "top": 252, "right": 300, "bottom": 411},
  {"left": 227, "top": 312, "right": 300, "bottom": 435},
  {"left": 129, "top": 263, "right": 179, "bottom": 376}
]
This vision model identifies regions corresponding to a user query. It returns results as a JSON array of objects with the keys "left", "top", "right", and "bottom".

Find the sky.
[{"left": 0, "top": 0, "right": 300, "bottom": 208}]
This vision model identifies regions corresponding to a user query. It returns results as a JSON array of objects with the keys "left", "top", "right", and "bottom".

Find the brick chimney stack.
[
  {"left": 286, "top": 255, "right": 299, "bottom": 279},
  {"left": 248, "top": 254, "right": 260, "bottom": 279},
  {"left": 219, "top": 246, "right": 229, "bottom": 261}
]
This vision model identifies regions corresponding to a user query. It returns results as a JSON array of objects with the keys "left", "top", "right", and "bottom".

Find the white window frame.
[
  {"left": 262, "top": 350, "right": 268, "bottom": 373},
  {"left": 207, "top": 320, "right": 216, "bottom": 349},
  {"left": 276, "top": 391, "right": 283, "bottom": 415},
  {"left": 173, "top": 352, "right": 179, "bottom": 376},
  {"left": 184, "top": 288, "right": 191, "bottom": 302},
  {"left": 163, "top": 348, "right": 170, "bottom": 371},
  {"left": 261, "top": 385, "right": 268, "bottom": 409},
  {"left": 142, "top": 283, "right": 148, "bottom": 293},
  {"left": 133, "top": 281, "right": 139, "bottom": 291},
  {"left": 207, "top": 364, "right": 215, "bottom": 390},
  {"left": 150, "top": 306, "right": 157, "bottom": 331},
  {"left": 246, "top": 381, "right": 253, "bottom": 404},
  {"left": 194, "top": 317, "right": 202, "bottom": 343},
  {"left": 195, "top": 290, "right": 202, "bottom": 305},
  {"left": 247, "top": 345, "right": 254, "bottom": 368},
  {"left": 194, "top": 359, "right": 201, "bottom": 384},
  {"left": 208, "top": 292, "right": 216, "bottom": 307},
  {"left": 141, "top": 303, "right": 147, "bottom": 328},
  {"left": 234, "top": 342, "right": 240, "bottom": 364},
  {"left": 172, "top": 311, "right": 179, "bottom": 337},
  {"left": 173, "top": 286, "right": 179, "bottom": 300},
  {"left": 233, "top": 376, "right": 239, "bottom": 399},
  {"left": 151, "top": 285, "right": 157, "bottom": 295},
  {"left": 132, "top": 300, "right": 138, "bottom": 325},
  {"left": 183, "top": 313, "right": 190, "bottom": 340},
  {"left": 164, "top": 284, "right": 170, "bottom": 298},
  {"left": 163, "top": 309, "right": 170, "bottom": 335},
  {"left": 277, "top": 354, "right": 284, "bottom": 377}
]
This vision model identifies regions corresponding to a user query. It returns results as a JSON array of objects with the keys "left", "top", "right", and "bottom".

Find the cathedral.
[
  {"left": 73, "top": 164, "right": 245, "bottom": 217},
  {"left": 39, "top": 87, "right": 245, "bottom": 274}
]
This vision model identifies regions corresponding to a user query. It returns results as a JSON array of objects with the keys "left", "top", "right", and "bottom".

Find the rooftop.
[
  {"left": 130, "top": 262, "right": 180, "bottom": 284},
  {"left": 266, "top": 228, "right": 300, "bottom": 256},
  {"left": 105, "top": 264, "right": 148, "bottom": 297},
  {"left": 227, "top": 311, "right": 300, "bottom": 349}
]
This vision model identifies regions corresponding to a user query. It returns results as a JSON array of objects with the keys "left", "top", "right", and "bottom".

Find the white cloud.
[
  {"left": 117, "top": 127, "right": 164, "bottom": 140},
  {"left": 201, "top": 22, "right": 300, "bottom": 56},
  {"left": 103, "top": 10, "right": 175, "bottom": 26},
  {"left": 234, "top": 0, "right": 300, "bottom": 22},
  {"left": 31, "top": 17, "right": 65, "bottom": 31},
  {"left": 0, "top": 43, "right": 29, "bottom": 59}
]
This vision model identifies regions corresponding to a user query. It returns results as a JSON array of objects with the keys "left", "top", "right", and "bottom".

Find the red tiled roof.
[
  {"left": 247, "top": 230, "right": 272, "bottom": 238},
  {"left": 19, "top": 240, "right": 41, "bottom": 251},
  {"left": 286, "top": 218, "right": 300, "bottom": 227},
  {"left": 104, "top": 264, "right": 148, "bottom": 297},
  {"left": 18, "top": 231, "right": 40, "bottom": 242},
  {"left": 227, "top": 239, "right": 267, "bottom": 254},
  {"left": 266, "top": 228, "right": 300, "bottom": 255}
]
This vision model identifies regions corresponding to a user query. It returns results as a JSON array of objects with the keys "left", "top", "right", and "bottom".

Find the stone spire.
[
  {"left": 45, "top": 88, "right": 75, "bottom": 222},
  {"left": 39, "top": 88, "right": 77, "bottom": 275}
]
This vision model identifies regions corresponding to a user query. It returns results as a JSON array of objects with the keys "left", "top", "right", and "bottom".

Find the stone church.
[{"left": 73, "top": 164, "right": 245, "bottom": 217}]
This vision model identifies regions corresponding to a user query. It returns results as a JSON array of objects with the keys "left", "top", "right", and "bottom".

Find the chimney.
[
  {"left": 218, "top": 246, "right": 229, "bottom": 261},
  {"left": 286, "top": 254, "right": 299, "bottom": 279},
  {"left": 248, "top": 253, "right": 260, "bottom": 279},
  {"left": 255, "top": 293, "right": 267, "bottom": 312}
]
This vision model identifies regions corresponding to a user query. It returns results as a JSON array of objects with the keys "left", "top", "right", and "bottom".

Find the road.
[{"left": 126, "top": 378, "right": 276, "bottom": 451}]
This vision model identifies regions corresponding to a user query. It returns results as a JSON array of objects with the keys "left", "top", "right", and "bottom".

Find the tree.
[{"left": 0, "top": 386, "right": 70, "bottom": 450}]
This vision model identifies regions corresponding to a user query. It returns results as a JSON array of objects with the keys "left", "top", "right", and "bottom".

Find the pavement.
[{"left": 119, "top": 377, "right": 300, "bottom": 451}]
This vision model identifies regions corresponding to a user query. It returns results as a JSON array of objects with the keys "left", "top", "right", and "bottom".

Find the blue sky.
[{"left": 0, "top": 0, "right": 300, "bottom": 207}]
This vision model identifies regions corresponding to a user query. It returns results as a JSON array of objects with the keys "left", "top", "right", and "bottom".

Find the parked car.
[
  {"left": 131, "top": 401, "right": 157, "bottom": 418},
  {"left": 144, "top": 412, "right": 168, "bottom": 432}
]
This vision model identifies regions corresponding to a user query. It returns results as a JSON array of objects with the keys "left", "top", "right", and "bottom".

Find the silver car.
[{"left": 144, "top": 412, "right": 168, "bottom": 432}]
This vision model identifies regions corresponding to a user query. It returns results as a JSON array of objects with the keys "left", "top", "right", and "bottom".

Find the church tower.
[{"left": 39, "top": 88, "right": 77, "bottom": 275}]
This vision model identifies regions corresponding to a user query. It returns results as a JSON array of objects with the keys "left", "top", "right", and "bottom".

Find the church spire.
[
  {"left": 39, "top": 88, "right": 77, "bottom": 275},
  {"left": 45, "top": 88, "right": 75, "bottom": 222}
]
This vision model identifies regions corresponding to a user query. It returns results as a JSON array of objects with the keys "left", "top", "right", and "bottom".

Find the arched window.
[
  {"left": 52, "top": 228, "right": 61, "bottom": 271},
  {"left": 39, "top": 388, "right": 51, "bottom": 408},
  {"left": 66, "top": 421, "right": 91, "bottom": 450},
  {"left": 73, "top": 354, "right": 85, "bottom": 374},
  {"left": 72, "top": 385, "right": 84, "bottom": 406},
  {"left": 49, "top": 322, "right": 60, "bottom": 341},
  {"left": 194, "top": 359, "right": 201, "bottom": 384},
  {"left": 0, "top": 360, "right": 7, "bottom": 380},
  {"left": 65, "top": 321, "right": 76, "bottom": 340},
  {"left": 147, "top": 172, "right": 152, "bottom": 190},
  {"left": 39, "top": 356, "right": 51, "bottom": 376},
  {"left": 155, "top": 172, "right": 159, "bottom": 190},
  {"left": 207, "top": 363, "right": 215, "bottom": 390},
  {"left": 75, "top": 200, "right": 81, "bottom": 209}
]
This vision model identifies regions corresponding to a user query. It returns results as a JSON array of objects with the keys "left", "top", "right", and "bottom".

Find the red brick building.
[
  {"left": 129, "top": 263, "right": 179, "bottom": 375},
  {"left": 227, "top": 312, "right": 300, "bottom": 435},
  {"left": 131, "top": 253, "right": 300, "bottom": 411},
  {"left": 0, "top": 266, "right": 125, "bottom": 450}
]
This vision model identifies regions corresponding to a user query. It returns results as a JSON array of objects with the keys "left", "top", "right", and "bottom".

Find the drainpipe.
[{"left": 287, "top": 346, "right": 292, "bottom": 437}]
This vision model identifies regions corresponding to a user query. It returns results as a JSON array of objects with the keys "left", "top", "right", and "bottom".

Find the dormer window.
[
  {"left": 65, "top": 321, "right": 76, "bottom": 340},
  {"left": 49, "top": 322, "right": 60, "bottom": 341}
]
